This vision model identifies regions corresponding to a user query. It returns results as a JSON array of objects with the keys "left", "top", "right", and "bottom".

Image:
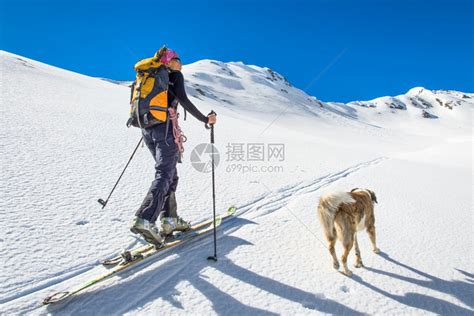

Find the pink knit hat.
[{"left": 160, "top": 49, "right": 179, "bottom": 64}]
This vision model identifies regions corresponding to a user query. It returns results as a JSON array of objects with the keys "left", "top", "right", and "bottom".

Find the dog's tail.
[{"left": 317, "top": 192, "right": 355, "bottom": 239}]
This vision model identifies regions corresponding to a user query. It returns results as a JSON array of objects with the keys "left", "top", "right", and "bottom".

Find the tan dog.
[{"left": 317, "top": 188, "right": 380, "bottom": 276}]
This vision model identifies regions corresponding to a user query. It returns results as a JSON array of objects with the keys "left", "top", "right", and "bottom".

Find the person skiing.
[{"left": 130, "top": 47, "right": 217, "bottom": 245}]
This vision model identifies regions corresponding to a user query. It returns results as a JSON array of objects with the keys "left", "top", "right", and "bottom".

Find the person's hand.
[{"left": 207, "top": 113, "right": 217, "bottom": 125}]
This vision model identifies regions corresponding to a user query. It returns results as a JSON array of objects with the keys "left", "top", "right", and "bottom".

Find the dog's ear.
[
  {"left": 367, "top": 189, "right": 378, "bottom": 204},
  {"left": 350, "top": 188, "right": 359, "bottom": 192}
]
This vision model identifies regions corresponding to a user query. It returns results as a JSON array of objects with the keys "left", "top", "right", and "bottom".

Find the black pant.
[{"left": 135, "top": 123, "right": 179, "bottom": 223}]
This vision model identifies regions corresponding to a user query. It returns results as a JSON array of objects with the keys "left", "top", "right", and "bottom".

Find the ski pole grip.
[{"left": 205, "top": 110, "right": 217, "bottom": 130}]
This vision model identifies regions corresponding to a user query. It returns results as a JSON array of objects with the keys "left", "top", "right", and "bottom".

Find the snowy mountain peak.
[{"left": 406, "top": 86, "right": 427, "bottom": 96}]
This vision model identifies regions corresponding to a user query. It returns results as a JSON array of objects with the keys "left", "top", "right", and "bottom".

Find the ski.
[
  {"left": 101, "top": 206, "right": 235, "bottom": 266},
  {"left": 42, "top": 206, "right": 236, "bottom": 305},
  {"left": 101, "top": 232, "right": 200, "bottom": 266}
]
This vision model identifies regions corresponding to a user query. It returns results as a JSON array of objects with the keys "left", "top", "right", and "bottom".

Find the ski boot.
[
  {"left": 160, "top": 216, "right": 191, "bottom": 235},
  {"left": 130, "top": 216, "right": 165, "bottom": 246}
]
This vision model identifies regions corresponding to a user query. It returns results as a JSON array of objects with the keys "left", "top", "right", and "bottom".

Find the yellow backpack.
[{"left": 127, "top": 51, "right": 169, "bottom": 128}]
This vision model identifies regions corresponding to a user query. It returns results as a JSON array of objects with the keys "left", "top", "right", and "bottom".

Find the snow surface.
[{"left": 0, "top": 50, "right": 473, "bottom": 315}]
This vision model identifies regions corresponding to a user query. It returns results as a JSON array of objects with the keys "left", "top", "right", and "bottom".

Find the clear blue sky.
[{"left": 1, "top": 0, "right": 472, "bottom": 102}]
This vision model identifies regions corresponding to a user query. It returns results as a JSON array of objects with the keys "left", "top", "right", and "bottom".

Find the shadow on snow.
[
  {"left": 47, "top": 217, "right": 362, "bottom": 315},
  {"left": 351, "top": 251, "right": 474, "bottom": 315}
]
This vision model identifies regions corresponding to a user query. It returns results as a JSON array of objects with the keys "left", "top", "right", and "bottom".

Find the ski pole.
[
  {"left": 205, "top": 111, "right": 218, "bottom": 261},
  {"left": 98, "top": 137, "right": 143, "bottom": 209}
]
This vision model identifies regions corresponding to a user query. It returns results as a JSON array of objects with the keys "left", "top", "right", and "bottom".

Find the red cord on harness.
[{"left": 168, "top": 107, "right": 187, "bottom": 155}]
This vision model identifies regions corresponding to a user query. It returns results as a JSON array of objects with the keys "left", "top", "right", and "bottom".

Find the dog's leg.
[
  {"left": 367, "top": 225, "right": 380, "bottom": 254},
  {"left": 354, "top": 234, "right": 364, "bottom": 268},
  {"left": 341, "top": 236, "right": 354, "bottom": 277},
  {"left": 328, "top": 234, "right": 340, "bottom": 270}
]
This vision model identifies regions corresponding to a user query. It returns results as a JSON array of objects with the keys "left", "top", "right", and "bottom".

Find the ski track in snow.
[
  {"left": 0, "top": 263, "right": 97, "bottom": 305},
  {"left": 236, "top": 157, "right": 386, "bottom": 219}
]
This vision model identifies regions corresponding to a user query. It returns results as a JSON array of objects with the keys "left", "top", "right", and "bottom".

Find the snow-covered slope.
[
  {"left": 99, "top": 78, "right": 133, "bottom": 87},
  {"left": 1, "top": 50, "right": 472, "bottom": 315}
]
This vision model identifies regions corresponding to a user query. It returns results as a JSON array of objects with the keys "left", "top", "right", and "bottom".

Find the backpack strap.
[{"left": 129, "top": 81, "right": 136, "bottom": 104}]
